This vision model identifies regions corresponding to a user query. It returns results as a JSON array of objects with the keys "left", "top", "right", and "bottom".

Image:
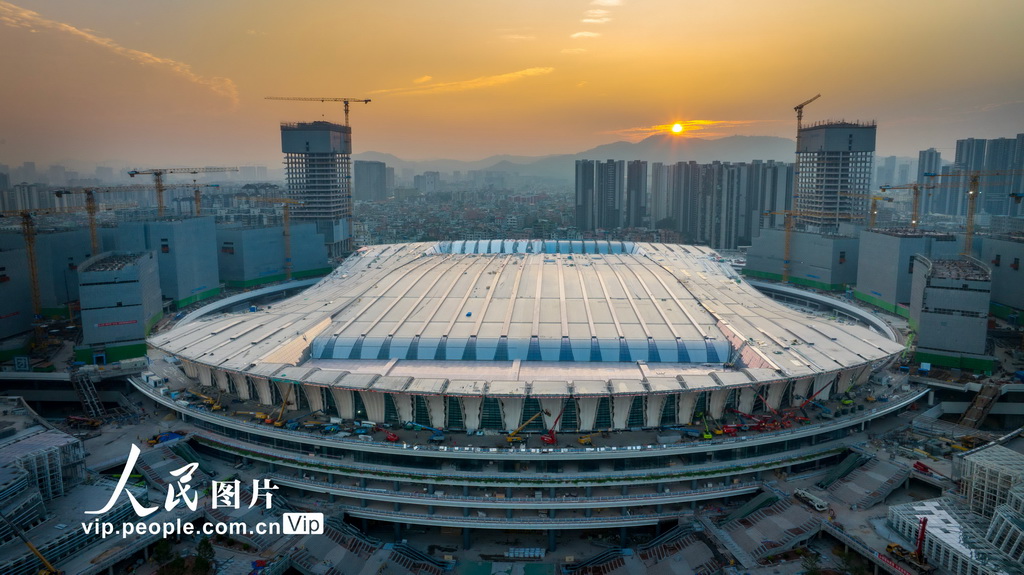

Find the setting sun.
[{"left": 671, "top": 123, "right": 684, "bottom": 133}]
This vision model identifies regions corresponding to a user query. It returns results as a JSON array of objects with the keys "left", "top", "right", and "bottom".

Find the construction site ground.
[{"left": 61, "top": 377, "right": 990, "bottom": 575}]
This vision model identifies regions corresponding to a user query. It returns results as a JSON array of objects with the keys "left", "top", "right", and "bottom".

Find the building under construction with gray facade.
[{"left": 281, "top": 121, "right": 354, "bottom": 257}]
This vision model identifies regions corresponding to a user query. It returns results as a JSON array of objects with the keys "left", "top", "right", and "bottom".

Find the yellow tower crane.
[
  {"left": 126, "top": 167, "right": 239, "bottom": 217},
  {"left": 878, "top": 184, "right": 928, "bottom": 229},
  {"left": 794, "top": 93, "right": 821, "bottom": 132},
  {"left": 265, "top": 96, "right": 371, "bottom": 126},
  {"left": 53, "top": 187, "right": 142, "bottom": 254},
  {"left": 187, "top": 181, "right": 221, "bottom": 216},
  {"left": 239, "top": 197, "right": 305, "bottom": 281},
  {"left": 763, "top": 210, "right": 797, "bottom": 283},
  {"left": 3, "top": 202, "right": 134, "bottom": 320},
  {"left": 868, "top": 193, "right": 895, "bottom": 228},
  {"left": 925, "top": 170, "right": 1024, "bottom": 255}
]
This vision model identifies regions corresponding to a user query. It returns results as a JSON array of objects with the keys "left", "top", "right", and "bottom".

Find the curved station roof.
[{"left": 149, "top": 241, "right": 903, "bottom": 395}]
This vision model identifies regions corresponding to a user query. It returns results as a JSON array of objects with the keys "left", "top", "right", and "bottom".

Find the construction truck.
[{"left": 577, "top": 435, "right": 593, "bottom": 445}]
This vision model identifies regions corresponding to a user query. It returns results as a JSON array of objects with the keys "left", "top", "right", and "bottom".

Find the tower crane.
[
  {"left": 126, "top": 167, "right": 239, "bottom": 217},
  {"left": 265, "top": 96, "right": 371, "bottom": 126},
  {"left": 189, "top": 181, "right": 221, "bottom": 216},
  {"left": 794, "top": 94, "right": 821, "bottom": 132},
  {"left": 763, "top": 210, "right": 797, "bottom": 283},
  {"left": 878, "top": 184, "right": 929, "bottom": 229},
  {"left": 868, "top": 194, "right": 895, "bottom": 228},
  {"left": 239, "top": 196, "right": 305, "bottom": 281},
  {"left": 925, "top": 170, "right": 1024, "bottom": 255},
  {"left": 53, "top": 187, "right": 142, "bottom": 254}
]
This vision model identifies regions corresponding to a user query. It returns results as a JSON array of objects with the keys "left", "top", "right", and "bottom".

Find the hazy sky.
[{"left": 2, "top": 0, "right": 1023, "bottom": 169}]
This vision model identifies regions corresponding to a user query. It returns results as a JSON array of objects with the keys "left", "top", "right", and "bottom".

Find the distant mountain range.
[{"left": 354, "top": 134, "right": 798, "bottom": 183}]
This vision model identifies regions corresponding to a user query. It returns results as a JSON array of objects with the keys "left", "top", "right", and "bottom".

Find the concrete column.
[
  {"left": 621, "top": 485, "right": 628, "bottom": 496},
  {"left": 463, "top": 528, "right": 471, "bottom": 550},
  {"left": 361, "top": 499, "right": 367, "bottom": 508},
  {"left": 507, "top": 508, "right": 513, "bottom": 519},
  {"left": 620, "top": 527, "right": 627, "bottom": 546},
  {"left": 394, "top": 502, "right": 400, "bottom": 512},
  {"left": 506, "top": 487, "right": 513, "bottom": 498},
  {"left": 360, "top": 478, "right": 367, "bottom": 488},
  {"left": 548, "top": 530, "right": 557, "bottom": 552},
  {"left": 585, "top": 487, "right": 592, "bottom": 497},
  {"left": 428, "top": 484, "right": 435, "bottom": 494},
  {"left": 463, "top": 485, "right": 469, "bottom": 496},
  {"left": 585, "top": 507, "right": 592, "bottom": 518},
  {"left": 394, "top": 523, "right": 401, "bottom": 540},
  {"left": 464, "top": 507, "right": 470, "bottom": 517}
]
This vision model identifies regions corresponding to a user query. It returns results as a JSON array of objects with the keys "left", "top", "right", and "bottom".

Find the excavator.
[
  {"left": 0, "top": 509, "right": 64, "bottom": 574},
  {"left": 506, "top": 410, "right": 551, "bottom": 443},
  {"left": 540, "top": 406, "right": 566, "bottom": 445}
]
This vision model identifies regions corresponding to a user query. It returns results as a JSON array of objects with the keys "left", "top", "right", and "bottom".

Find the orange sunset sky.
[{"left": 1, "top": 0, "right": 1022, "bottom": 168}]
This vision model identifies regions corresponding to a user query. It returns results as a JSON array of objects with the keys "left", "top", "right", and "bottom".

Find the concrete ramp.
[{"left": 827, "top": 458, "right": 910, "bottom": 509}]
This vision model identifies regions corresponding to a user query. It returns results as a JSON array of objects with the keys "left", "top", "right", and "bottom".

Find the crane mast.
[{"left": 240, "top": 196, "right": 304, "bottom": 281}]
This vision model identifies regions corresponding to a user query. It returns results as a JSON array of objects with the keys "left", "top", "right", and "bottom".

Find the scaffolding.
[
  {"left": 960, "top": 445, "right": 1024, "bottom": 519},
  {"left": 0, "top": 428, "right": 85, "bottom": 502}
]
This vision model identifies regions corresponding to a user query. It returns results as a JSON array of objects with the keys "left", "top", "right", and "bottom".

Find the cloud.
[
  {"left": 604, "top": 120, "right": 759, "bottom": 140},
  {"left": 582, "top": 8, "right": 612, "bottom": 23},
  {"left": 370, "top": 67, "right": 555, "bottom": 96},
  {"left": 561, "top": 48, "right": 587, "bottom": 54},
  {"left": 570, "top": 31, "right": 601, "bottom": 39},
  {"left": 0, "top": 1, "right": 238, "bottom": 106},
  {"left": 413, "top": 75, "right": 433, "bottom": 84},
  {"left": 591, "top": 0, "right": 622, "bottom": 5},
  {"left": 501, "top": 34, "right": 536, "bottom": 41}
]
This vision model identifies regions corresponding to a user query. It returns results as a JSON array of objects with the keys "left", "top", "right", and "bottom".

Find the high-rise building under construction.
[
  {"left": 281, "top": 121, "right": 353, "bottom": 257},
  {"left": 794, "top": 121, "right": 876, "bottom": 234}
]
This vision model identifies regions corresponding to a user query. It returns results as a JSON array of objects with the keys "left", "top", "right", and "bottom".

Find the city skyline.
[{"left": 1, "top": 1, "right": 1023, "bottom": 168}]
